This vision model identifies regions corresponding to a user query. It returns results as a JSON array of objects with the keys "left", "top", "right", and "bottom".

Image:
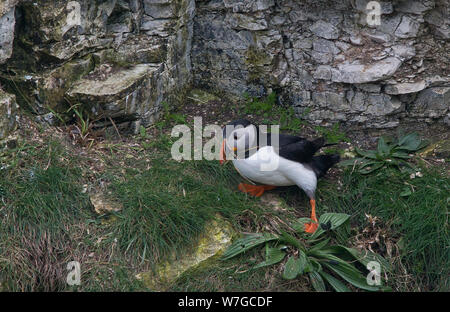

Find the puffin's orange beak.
[{"left": 220, "top": 139, "right": 226, "bottom": 165}]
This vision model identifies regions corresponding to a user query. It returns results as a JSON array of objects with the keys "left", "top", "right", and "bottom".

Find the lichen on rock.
[
  {"left": 0, "top": 89, "right": 17, "bottom": 141},
  {"left": 135, "top": 215, "right": 235, "bottom": 291}
]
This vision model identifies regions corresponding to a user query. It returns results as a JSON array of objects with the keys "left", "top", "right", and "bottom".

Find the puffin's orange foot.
[
  {"left": 304, "top": 199, "right": 319, "bottom": 234},
  {"left": 238, "top": 183, "right": 276, "bottom": 197},
  {"left": 305, "top": 222, "right": 319, "bottom": 233}
]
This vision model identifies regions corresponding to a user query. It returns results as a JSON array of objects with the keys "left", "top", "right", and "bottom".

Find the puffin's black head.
[
  {"left": 220, "top": 119, "right": 257, "bottom": 164},
  {"left": 222, "top": 119, "right": 252, "bottom": 138}
]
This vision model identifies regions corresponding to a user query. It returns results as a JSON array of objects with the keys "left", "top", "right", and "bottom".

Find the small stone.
[
  {"left": 372, "top": 52, "right": 388, "bottom": 61},
  {"left": 90, "top": 193, "right": 122, "bottom": 214},
  {"left": 385, "top": 81, "right": 426, "bottom": 95},
  {"left": 395, "top": 0, "right": 434, "bottom": 14},
  {"left": 227, "top": 13, "right": 268, "bottom": 31},
  {"left": 357, "top": 84, "right": 381, "bottom": 93},
  {"left": 364, "top": 31, "right": 391, "bottom": 43},
  {"left": 392, "top": 44, "right": 416, "bottom": 61},
  {"left": 409, "top": 87, "right": 450, "bottom": 118},
  {"left": 313, "top": 39, "right": 339, "bottom": 55},
  {"left": 331, "top": 57, "right": 402, "bottom": 84},
  {"left": 311, "top": 51, "right": 333, "bottom": 64},
  {"left": 309, "top": 20, "right": 339, "bottom": 40},
  {"left": 334, "top": 54, "right": 345, "bottom": 62},
  {"left": 143, "top": 2, "right": 174, "bottom": 18},
  {"left": 350, "top": 35, "right": 363, "bottom": 45},
  {"left": 426, "top": 76, "right": 449, "bottom": 87},
  {"left": 313, "top": 65, "right": 332, "bottom": 80},
  {"left": 365, "top": 94, "right": 403, "bottom": 116},
  {"left": 335, "top": 41, "right": 351, "bottom": 52},
  {"left": 140, "top": 17, "right": 173, "bottom": 36},
  {"left": 395, "top": 16, "right": 421, "bottom": 39},
  {"left": 425, "top": 7, "right": 450, "bottom": 39}
]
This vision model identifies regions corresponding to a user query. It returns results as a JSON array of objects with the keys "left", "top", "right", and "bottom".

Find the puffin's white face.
[{"left": 226, "top": 124, "right": 257, "bottom": 158}]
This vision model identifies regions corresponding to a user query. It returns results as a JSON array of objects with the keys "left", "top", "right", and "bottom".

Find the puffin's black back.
[
  {"left": 310, "top": 154, "right": 341, "bottom": 178},
  {"left": 223, "top": 120, "right": 339, "bottom": 168},
  {"left": 274, "top": 137, "right": 326, "bottom": 163}
]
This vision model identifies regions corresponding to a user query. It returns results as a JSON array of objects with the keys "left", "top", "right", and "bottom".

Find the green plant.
[
  {"left": 243, "top": 92, "right": 306, "bottom": 132},
  {"left": 222, "top": 213, "right": 390, "bottom": 292},
  {"left": 243, "top": 92, "right": 276, "bottom": 116},
  {"left": 315, "top": 123, "right": 349, "bottom": 144},
  {"left": 278, "top": 106, "right": 305, "bottom": 132},
  {"left": 339, "top": 133, "right": 428, "bottom": 174},
  {"left": 156, "top": 102, "right": 186, "bottom": 130},
  {"left": 139, "top": 125, "right": 147, "bottom": 140},
  {"left": 65, "top": 103, "right": 97, "bottom": 147},
  {"left": 45, "top": 106, "right": 66, "bottom": 125}
]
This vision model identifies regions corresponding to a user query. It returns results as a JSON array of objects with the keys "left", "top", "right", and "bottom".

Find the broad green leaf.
[
  {"left": 355, "top": 147, "right": 377, "bottom": 159},
  {"left": 309, "top": 213, "right": 351, "bottom": 239},
  {"left": 391, "top": 151, "right": 411, "bottom": 159},
  {"left": 319, "top": 271, "right": 350, "bottom": 292},
  {"left": 283, "top": 256, "right": 300, "bottom": 280},
  {"left": 303, "top": 258, "right": 314, "bottom": 273},
  {"left": 358, "top": 160, "right": 381, "bottom": 169},
  {"left": 377, "top": 137, "right": 391, "bottom": 156},
  {"left": 309, "top": 271, "right": 326, "bottom": 291},
  {"left": 417, "top": 139, "right": 430, "bottom": 150},
  {"left": 314, "top": 247, "right": 389, "bottom": 291},
  {"left": 397, "top": 133, "right": 422, "bottom": 151},
  {"left": 310, "top": 259, "right": 322, "bottom": 272},
  {"left": 322, "top": 261, "right": 381, "bottom": 291},
  {"left": 338, "top": 246, "right": 391, "bottom": 273},
  {"left": 310, "top": 238, "right": 331, "bottom": 252},
  {"left": 297, "top": 250, "right": 307, "bottom": 274},
  {"left": 279, "top": 230, "right": 305, "bottom": 251},
  {"left": 303, "top": 257, "right": 322, "bottom": 273},
  {"left": 317, "top": 245, "right": 390, "bottom": 273},
  {"left": 338, "top": 158, "right": 368, "bottom": 167},
  {"left": 358, "top": 162, "right": 384, "bottom": 174},
  {"left": 222, "top": 233, "right": 278, "bottom": 260},
  {"left": 253, "top": 245, "right": 286, "bottom": 269}
]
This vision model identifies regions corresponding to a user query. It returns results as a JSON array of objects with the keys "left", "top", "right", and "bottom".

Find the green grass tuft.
[
  {"left": 0, "top": 143, "right": 93, "bottom": 291},
  {"left": 316, "top": 167, "right": 449, "bottom": 291},
  {"left": 107, "top": 157, "right": 262, "bottom": 267}
]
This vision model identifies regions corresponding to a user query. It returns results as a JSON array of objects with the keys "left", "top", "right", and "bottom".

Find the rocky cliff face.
[
  {"left": 0, "top": 0, "right": 194, "bottom": 135},
  {"left": 193, "top": 0, "right": 449, "bottom": 128},
  {"left": 0, "top": 0, "right": 449, "bottom": 138}
]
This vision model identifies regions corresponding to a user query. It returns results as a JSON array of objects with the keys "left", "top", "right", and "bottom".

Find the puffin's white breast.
[{"left": 231, "top": 146, "right": 317, "bottom": 193}]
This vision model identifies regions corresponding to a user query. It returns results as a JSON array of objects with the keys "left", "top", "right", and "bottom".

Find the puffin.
[{"left": 220, "top": 119, "right": 340, "bottom": 233}]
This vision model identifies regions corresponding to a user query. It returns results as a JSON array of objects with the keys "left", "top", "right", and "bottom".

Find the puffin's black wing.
[
  {"left": 276, "top": 137, "right": 326, "bottom": 163},
  {"left": 263, "top": 132, "right": 307, "bottom": 147}
]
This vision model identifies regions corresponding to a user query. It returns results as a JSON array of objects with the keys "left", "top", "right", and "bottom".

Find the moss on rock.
[{"left": 135, "top": 215, "right": 235, "bottom": 291}]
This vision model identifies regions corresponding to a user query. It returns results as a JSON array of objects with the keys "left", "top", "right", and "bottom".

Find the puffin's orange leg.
[
  {"left": 219, "top": 140, "right": 226, "bottom": 165},
  {"left": 238, "top": 183, "right": 276, "bottom": 197},
  {"left": 305, "top": 199, "right": 319, "bottom": 233}
]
